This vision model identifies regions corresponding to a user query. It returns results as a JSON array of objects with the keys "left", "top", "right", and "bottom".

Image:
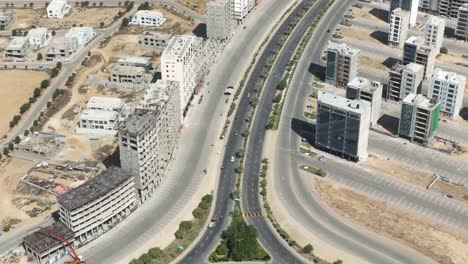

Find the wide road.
[{"left": 177, "top": 0, "right": 337, "bottom": 263}]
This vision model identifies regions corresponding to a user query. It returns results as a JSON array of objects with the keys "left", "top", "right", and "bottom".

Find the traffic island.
[{"left": 300, "top": 165, "right": 327, "bottom": 177}]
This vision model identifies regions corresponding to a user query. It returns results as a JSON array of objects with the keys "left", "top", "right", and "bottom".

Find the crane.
[{"left": 35, "top": 227, "right": 84, "bottom": 264}]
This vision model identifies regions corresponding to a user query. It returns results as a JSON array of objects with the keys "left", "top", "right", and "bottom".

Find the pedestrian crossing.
[{"left": 243, "top": 211, "right": 263, "bottom": 218}]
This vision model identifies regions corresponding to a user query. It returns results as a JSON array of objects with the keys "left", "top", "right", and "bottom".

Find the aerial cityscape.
[{"left": 0, "top": 0, "right": 466, "bottom": 263}]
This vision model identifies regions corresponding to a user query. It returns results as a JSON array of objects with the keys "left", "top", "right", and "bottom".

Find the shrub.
[
  {"left": 37, "top": 52, "right": 43, "bottom": 61},
  {"left": 138, "top": 253, "right": 151, "bottom": 264},
  {"left": 33, "top": 88, "right": 41, "bottom": 98},
  {"left": 148, "top": 247, "right": 163, "bottom": 259},
  {"left": 192, "top": 207, "right": 204, "bottom": 218},
  {"left": 303, "top": 244, "right": 313, "bottom": 254},
  {"left": 56, "top": 61, "right": 62, "bottom": 69},
  {"left": 8, "top": 143, "right": 14, "bottom": 151},
  {"left": 40, "top": 80, "right": 50, "bottom": 89},
  {"left": 440, "top": 47, "right": 448, "bottom": 54},
  {"left": 3, "top": 148, "right": 9, "bottom": 155},
  {"left": 14, "top": 136, "right": 20, "bottom": 144},
  {"left": 51, "top": 68, "right": 59, "bottom": 78},
  {"left": 20, "top": 103, "right": 30, "bottom": 113}
]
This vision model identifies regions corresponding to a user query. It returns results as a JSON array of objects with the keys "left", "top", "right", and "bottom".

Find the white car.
[{"left": 231, "top": 156, "right": 235, "bottom": 162}]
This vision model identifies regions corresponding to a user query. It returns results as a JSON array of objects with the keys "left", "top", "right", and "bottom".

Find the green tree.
[
  {"left": 3, "top": 148, "right": 9, "bottom": 155},
  {"left": 56, "top": 61, "right": 62, "bottom": 69},
  {"left": 20, "top": 103, "right": 30, "bottom": 113},
  {"left": 128, "top": 259, "right": 144, "bottom": 264},
  {"left": 52, "top": 30, "right": 56, "bottom": 36},
  {"left": 222, "top": 221, "right": 259, "bottom": 261},
  {"left": 14, "top": 136, "right": 20, "bottom": 144},
  {"left": 440, "top": 47, "right": 448, "bottom": 54},
  {"left": 99, "top": 21, "right": 105, "bottom": 27},
  {"left": 138, "top": 253, "right": 151, "bottom": 264},
  {"left": 8, "top": 143, "right": 14, "bottom": 151},
  {"left": 333, "top": 260, "right": 343, "bottom": 264},
  {"left": 24, "top": 130, "right": 30, "bottom": 136},
  {"left": 303, "top": 244, "right": 313, "bottom": 254},
  {"left": 33, "top": 88, "right": 41, "bottom": 98},
  {"left": 148, "top": 247, "right": 163, "bottom": 259},
  {"left": 11, "top": 29, "right": 17, "bottom": 36},
  {"left": 192, "top": 207, "right": 204, "bottom": 218},
  {"left": 120, "top": 17, "right": 130, "bottom": 29},
  {"left": 51, "top": 68, "right": 59, "bottom": 78},
  {"left": 276, "top": 79, "right": 287, "bottom": 90},
  {"left": 216, "top": 242, "right": 228, "bottom": 255},
  {"left": 37, "top": 52, "right": 43, "bottom": 61},
  {"left": 40, "top": 80, "right": 50, "bottom": 89}
]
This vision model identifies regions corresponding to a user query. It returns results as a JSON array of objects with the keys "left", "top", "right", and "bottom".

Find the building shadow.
[
  {"left": 192, "top": 23, "right": 207, "bottom": 38},
  {"left": 103, "top": 147, "right": 121, "bottom": 168},
  {"left": 444, "top": 26, "right": 455, "bottom": 38},
  {"left": 382, "top": 57, "right": 400, "bottom": 68},
  {"left": 369, "top": 8, "right": 389, "bottom": 23},
  {"left": 460, "top": 107, "right": 468, "bottom": 121},
  {"left": 370, "top": 30, "right": 388, "bottom": 45},
  {"left": 309, "top": 62, "right": 326, "bottom": 81},
  {"left": 377, "top": 114, "right": 399, "bottom": 135},
  {"left": 291, "top": 118, "right": 316, "bottom": 144}
]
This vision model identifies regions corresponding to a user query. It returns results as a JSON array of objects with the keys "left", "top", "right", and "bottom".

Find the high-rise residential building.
[
  {"left": 161, "top": 35, "right": 204, "bottom": 118},
  {"left": 388, "top": 8, "right": 410, "bottom": 47},
  {"left": 425, "top": 16, "right": 446, "bottom": 51},
  {"left": 439, "top": 0, "right": 467, "bottom": 19},
  {"left": 315, "top": 92, "right": 371, "bottom": 161},
  {"left": 57, "top": 166, "right": 137, "bottom": 245},
  {"left": 428, "top": 68, "right": 466, "bottom": 119},
  {"left": 325, "top": 41, "right": 360, "bottom": 87},
  {"left": 346, "top": 77, "right": 383, "bottom": 126},
  {"left": 398, "top": 93, "right": 441, "bottom": 145},
  {"left": 420, "top": 0, "right": 441, "bottom": 14},
  {"left": 387, "top": 63, "right": 424, "bottom": 101},
  {"left": 119, "top": 80, "right": 180, "bottom": 202},
  {"left": 455, "top": 3, "right": 468, "bottom": 41},
  {"left": 207, "top": 0, "right": 231, "bottom": 40},
  {"left": 231, "top": 0, "right": 254, "bottom": 23},
  {"left": 389, "top": 0, "right": 419, "bottom": 26},
  {"left": 403, "top": 36, "right": 436, "bottom": 78}
]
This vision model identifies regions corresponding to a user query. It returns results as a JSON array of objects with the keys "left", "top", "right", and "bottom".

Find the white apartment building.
[
  {"left": 428, "top": 68, "right": 466, "bottom": 119},
  {"left": 388, "top": 8, "right": 410, "bottom": 48},
  {"left": 161, "top": 35, "right": 204, "bottom": 118},
  {"left": 456, "top": 3, "right": 468, "bottom": 41},
  {"left": 425, "top": 16, "right": 446, "bottom": 52},
  {"left": 76, "top": 97, "right": 127, "bottom": 135},
  {"left": 65, "top": 27, "right": 96, "bottom": 46},
  {"left": 231, "top": 0, "right": 254, "bottom": 22},
  {"left": 326, "top": 41, "right": 360, "bottom": 87},
  {"left": 5, "top": 37, "right": 30, "bottom": 58},
  {"left": 58, "top": 166, "right": 137, "bottom": 246},
  {"left": 401, "top": 62, "right": 425, "bottom": 99},
  {"left": 47, "top": 0, "right": 71, "bottom": 18},
  {"left": 403, "top": 36, "right": 437, "bottom": 79},
  {"left": 27, "top": 28, "right": 51, "bottom": 49},
  {"left": 346, "top": 77, "right": 383, "bottom": 126},
  {"left": 130, "top": 10, "right": 166, "bottom": 26},
  {"left": 119, "top": 80, "right": 180, "bottom": 202},
  {"left": 45, "top": 36, "right": 79, "bottom": 61},
  {"left": 389, "top": 0, "right": 419, "bottom": 26}
]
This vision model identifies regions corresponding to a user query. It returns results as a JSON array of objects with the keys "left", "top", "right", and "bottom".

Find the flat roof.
[
  {"left": 139, "top": 79, "right": 177, "bottom": 110},
  {"left": 120, "top": 108, "right": 159, "bottom": 135},
  {"left": 79, "top": 109, "right": 117, "bottom": 120},
  {"left": 87, "top": 96, "right": 123, "bottom": 109},
  {"left": 23, "top": 221, "right": 74, "bottom": 254},
  {"left": 8, "top": 37, "right": 28, "bottom": 49},
  {"left": 118, "top": 56, "right": 150, "bottom": 65},
  {"left": 432, "top": 68, "right": 466, "bottom": 84},
  {"left": 134, "top": 10, "right": 164, "bottom": 18},
  {"left": 318, "top": 92, "right": 370, "bottom": 114},
  {"left": 47, "top": 0, "right": 68, "bottom": 9},
  {"left": 162, "top": 35, "right": 197, "bottom": 61},
  {"left": 58, "top": 166, "right": 132, "bottom": 211},
  {"left": 327, "top": 41, "right": 359, "bottom": 56},
  {"left": 402, "top": 93, "right": 438, "bottom": 109},
  {"left": 28, "top": 28, "right": 48, "bottom": 38},
  {"left": 405, "top": 62, "right": 424, "bottom": 72},
  {"left": 347, "top": 77, "right": 382, "bottom": 93},
  {"left": 111, "top": 64, "right": 145, "bottom": 75}
]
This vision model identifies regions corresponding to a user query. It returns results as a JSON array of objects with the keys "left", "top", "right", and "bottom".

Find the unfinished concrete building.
[
  {"left": 139, "top": 31, "right": 172, "bottom": 48},
  {"left": 403, "top": 36, "right": 436, "bottom": 79},
  {"left": 110, "top": 57, "right": 153, "bottom": 89},
  {"left": 456, "top": 3, "right": 468, "bottom": 41},
  {"left": 207, "top": 0, "right": 232, "bottom": 40},
  {"left": 0, "top": 10, "right": 14, "bottom": 28},
  {"left": 5, "top": 37, "right": 30, "bottom": 58},
  {"left": 325, "top": 41, "right": 360, "bottom": 87},
  {"left": 119, "top": 79, "right": 180, "bottom": 203},
  {"left": 14, "top": 134, "right": 64, "bottom": 160},
  {"left": 346, "top": 77, "right": 383, "bottom": 126},
  {"left": 439, "top": 0, "right": 467, "bottom": 19},
  {"left": 23, "top": 221, "right": 75, "bottom": 264},
  {"left": 45, "top": 36, "right": 79, "bottom": 61},
  {"left": 58, "top": 166, "right": 137, "bottom": 246}
]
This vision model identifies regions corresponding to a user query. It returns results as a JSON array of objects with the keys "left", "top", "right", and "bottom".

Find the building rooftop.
[
  {"left": 7, "top": 37, "right": 28, "bottom": 49},
  {"left": 347, "top": 77, "right": 382, "bottom": 93},
  {"left": 111, "top": 64, "right": 145, "bottom": 76},
  {"left": 405, "top": 36, "right": 424, "bottom": 46},
  {"left": 49, "top": 37, "right": 74, "bottom": 50},
  {"left": 58, "top": 166, "right": 132, "bottom": 211},
  {"left": 405, "top": 62, "right": 424, "bottom": 72},
  {"left": 87, "top": 96, "right": 124, "bottom": 110},
  {"left": 460, "top": 3, "right": 468, "bottom": 12},
  {"left": 426, "top": 15, "right": 445, "bottom": 26},
  {"left": 134, "top": 10, "right": 164, "bottom": 18},
  {"left": 403, "top": 93, "right": 439, "bottom": 109},
  {"left": 47, "top": 0, "right": 68, "bottom": 10},
  {"left": 318, "top": 92, "right": 370, "bottom": 114},
  {"left": 327, "top": 41, "right": 360, "bottom": 56},
  {"left": 28, "top": 28, "right": 48, "bottom": 39},
  {"left": 79, "top": 109, "right": 117, "bottom": 121},
  {"left": 142, "top": 31, "right": 172, "bottom": 39},
  {"left": 23, "top": 221, "right": 74, "bottom": 254},
  {"left": 139, "top": 79, "right": 175, "bottom": 110},
  {"left": 162, "top": 35, "right": 197, "bottom": 61},
  {"left": 65, "top": 27, "right": 94, "bottom": 39},
  {"left": 118, "top": 56, "right": 150, "bottom": 66},
  {"left": 432, "top": 68, "right": 466, "bottom": 84},
  {"left": 120, "top": 108, "right": 159, "bottom": 135},
  {"left": 391, "top": 7, "right": 408, "bottom": 16}
]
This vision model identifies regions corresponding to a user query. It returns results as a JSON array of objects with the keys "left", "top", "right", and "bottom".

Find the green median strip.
[
  {"left": 300, "top": 165, "right": 327, "bottom": 177},
  {"left": 299, "top": 148, "right": 317, "bottom": 157},
  {"left": 304, "top": 112, "right": 317, "bottom": 119}
]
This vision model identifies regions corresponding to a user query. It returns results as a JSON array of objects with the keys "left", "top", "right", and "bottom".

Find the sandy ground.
[
  {"left": 351, "top": 7, "right": 382, "bottom": 22},
  {"left": 11, "top": 7, "right": 126, "bottom": 30},
  {"left": 341, "top": 27, "right": 383, "bottom": 45},
  {"left": 361, "top": 55, "right": 388, "bottom": 71},
  {"left": 175, "top": 0, "right": 207, "bottom": 14},
  {"left": 0, "top": 70, "right": 49, "bottom": 138},
  {"left": 98, "top": 34, "right": 160, "bottom": 61},
  {"left": 0, "top": 37, "right": 8, "bottom": 52},
  {"left": 432, "top": 179, "right": 468, "bottom": 203},
  {"left": 314, "top": 178, "right": 468, "bottom": 264},
  {"left": 437, "top": 54, "right": 468, "bottom": 66},
  {"left": 0, "top": 158, "right": 48, "bottom": 230}
]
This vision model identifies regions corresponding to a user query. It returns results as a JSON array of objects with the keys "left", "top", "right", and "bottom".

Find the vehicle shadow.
[{"left": 291, "top": 117, "right": 316, "bottom": 145}]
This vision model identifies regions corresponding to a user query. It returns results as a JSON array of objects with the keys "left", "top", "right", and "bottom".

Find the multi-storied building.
[
  {"left": 315, "top": 92, "right": 371, "bottom": 161},
  {"left": 387, "top": 62, "right": 424, "bottom": 101},
  {"left": 130, "top": 10, "right": 166, "bottom": 27},
  {"left": 58, "top": 166, "right": 137, "bottom": 245},
  {"left": 403, "top": 36, "right": 436, "bottom": 78},
  {"left": 425, "top": 15, "right": 446, "bottom": 51},
  {"left": 27, "top": 28, "right": 51, "bottom": 49},
  {"left": 5, "top": 37, "right": 30, "bottom": 58},
  {"left": 45, "top": 36, "right": 79, "bottom": 61},
  {"left": 161, "top": 35, "right": 205, "bottom": 118},
  {"left": 139, "top": 31, "right": 172, "bottom": 48},
  {"left": 325, "top": 41, "right": 360, "bottom": 87},
  {"left": 47, "top": 0, "right": 71, "bottom": 18},
  {"left": 419, "top": 0, "right": 441, "bottom": 14},
  {"left": 455, "top": 3, "right": 468, "bottom": 41},
  {"left": 231, "top": 0, "right": 254, "bottom": 23},
  {"left": 398, "top": 93, "right": 440, "bottom": 145},
  {"left": 439, "top": 0, "right": 467, "bottom": 19},
  {"left": 207, "top": 0, "right": 232, "bottom": 40},
  {"left": 346, "top": 77, "right": 383, "bottom": 126},
  {"left": 388, "top": 8, "right": 410, "bottom": 47},
  {"left": 428, "top": 68, "right": 466, "bottom": 119},
  {"left": 119, "top": 80, "right": 180, "bottom": 202},
  {"left": 110, "top": 57, "right": 153, "bottom": 88},
  {"left": 0, "top": 10, "right": 14, "bottom": 28},
  {"left": 76, "top": 97, "right": 128, "bottom": 135},
  {"left": 65, "top": 27, "right": 96, "bottom": 46},
  {"left": 389, "top": 0, "right": 419, "bottom": 26}
]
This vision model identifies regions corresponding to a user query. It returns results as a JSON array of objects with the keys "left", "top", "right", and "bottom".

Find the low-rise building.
[
  {"left": 110, "top": 65, "right": 146, "bottom": 85},
  {"left": 65, "top": 27, "right": 96, "bottom": 46},
  {"left": 76, "top": 97, "right": 127, "bottom": 135},
  {"left": 315, "top": 92, "right": 371, "bottom": 161},
  {"left": 139, "top": 31, "right": 172, "bottom": 48},
  {"left": 58, "top": 166, "right": 137, "bottom": 246},
  {"left": 45, "top": 37, "right": 79, "bottom": 61},
  {"left": 130, "top": 10, "right": 166, "bottom": 26},
  {"left": 47, "top": 0, "right": 71, "bottom": 18},
  {"left": 5, "top": 37, "right": 30, "bottom": 58},
  {"left": 27, "top": 28, "right": 51, "bottom": 49},
  {"left": 23, "top": 221, "right": 75, "bottom": 264},
  {"left": 346, "top": 77, "right": 383, "bottom": 126},
  {"left": 428, "top": 68, "right": 466, "bottom": 119},
  {"left": 117, "top": 56, "right": 152, "bottom": 69},
  {"left": 119, "top": 80, "right": 180, "bottom": 202},
  {"left": 0, "top": 10, "right": 14, "bottom": 28},
  {"left": 398, "top": 93, "right": 440, "bottom": 145},
  {"left": 14, "top": 134, "right": 64, "bottom": 159},
  {"left": 326, "top": 41, "right": 360, "bottom": 87}
]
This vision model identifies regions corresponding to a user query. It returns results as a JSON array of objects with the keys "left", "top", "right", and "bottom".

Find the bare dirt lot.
[
  {"left": 351, "top": 7, "right": 382, "bottom": 22},
  {"left": 0, "top": 37, "right": 8, "bottom": 52},
  {"left": 314, "top": 178, "right": 468, "bottom": 264},
  {"left": 437, "top": 54, "right": 468, "bottom": 67},
  {"left": 175, "top": 0, "right": 207, "bottom": 14},
  {"left": 361, "top": 55, "right": 388, "bottom": 71},
  {"left": 98, "top": 34, "right": 160, "bottom": 60},
  {"left": 0, "top": 70, "right": 49, "bottom": 138},
  {"left": 341, "top": 27, "right": 383, "bottom": 45},
  {"left": 11, "top": 7, "right": 125, "bottom": 30}
]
